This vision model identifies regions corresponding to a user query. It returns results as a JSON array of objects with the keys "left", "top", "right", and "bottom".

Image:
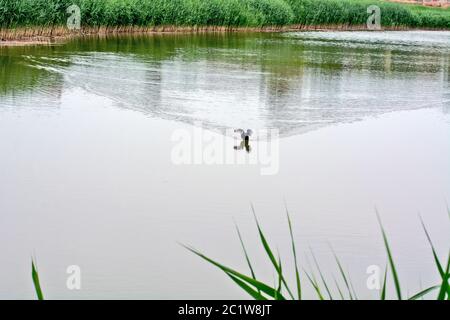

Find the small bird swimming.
[
  {"left": 234, "top": 129, "right": 253, "bottom": 143},
  {"left": 234, "top": 129, "right": 253, "bottom": 153}
]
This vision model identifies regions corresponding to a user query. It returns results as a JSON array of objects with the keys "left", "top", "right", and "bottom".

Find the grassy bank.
[
  {"left": 1, "top": 0, "right": 450, "bottom": 42},
  {"left": 287, "top": 0, "right": 450, "bottom": 29}
]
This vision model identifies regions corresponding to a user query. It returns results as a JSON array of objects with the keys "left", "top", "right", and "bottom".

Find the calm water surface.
[{"left": 0, "top": 31, "right": 449, "bottom": 299}]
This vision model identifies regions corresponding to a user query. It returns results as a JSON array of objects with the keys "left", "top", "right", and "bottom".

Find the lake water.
[{"left": 0, "top": 31, "right": 449, "bottom": 299}]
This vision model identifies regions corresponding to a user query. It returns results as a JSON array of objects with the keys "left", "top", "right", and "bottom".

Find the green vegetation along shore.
[
  {"left": 1, "top": 0, "right": 450, "bottom": 42},
  {"left": 186, "top": 209, "right": 450, "bottom": 300}
]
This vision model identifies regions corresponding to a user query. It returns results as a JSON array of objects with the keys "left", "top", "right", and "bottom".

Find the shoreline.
[{"left": 0, "top": 24, "right": 437, "bottom": 47}]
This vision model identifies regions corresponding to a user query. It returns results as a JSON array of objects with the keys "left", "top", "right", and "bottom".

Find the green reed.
[
  {"left": 31, "top": 259, "right": 44, "bottom": 300},
  {"left": 0, "top": 0, "right": 293, "bottom": 29},
  {"left": 286, "top": 0, "right": 450, "bottom": 29},
  {"left": 29, "top": 208, "right": 449, "bottom": 300},
  {"left": 185, "top": 207, "right": 450, "bottom": 300},
  {"left": 1, "top": 0, "right": 450, "bottom": 30}
]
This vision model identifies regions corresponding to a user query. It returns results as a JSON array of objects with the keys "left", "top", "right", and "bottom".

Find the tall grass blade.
[
  {"left": 227, "top": 273, "right": 268, "bottom": 300},
  {"left": 183, "top": 244, "right": 286, "bottom": 300},
  {"left": 408, "top": 285, "right": 440, "bottom": 300},
  {"left": 285, "top": 207, "right": 302, "bottom": 300},
  {"left": 349, "top": 277, "right": 358, "bottom": 300},
  {"left": 235, "top": 222, "right": 258, "bottom": 285},
  {"left": 275, "top": 254, "right": 283, "bottom": 300},
  {"left": 376, "top": 211, "right": 402, "bottom": 300},
  {"left": 303, "top": 268, "right": 324, "bottom": 300},
  {"left": 31, "top": 259, "right": 44, "bottom": 300},
  {"left": 329, "top": 245, "right": 353, "bottom": 300},
  {"left": 380, "top": 265, "right": 388, "bottom": 300},
  {"left": 419, "top": 215, "right": 450, "bottom": 299},
  {"left": 310, "top": 248, "right": 333, "bottom": 300},
  {"left": 419, "top": 216, "right": 445, "bottom": 277},
  {"left": 437, "top": 253, "right": 450, "bottom": 300},
  {"left": 251, "top": 205, "right": 294, "bottom": 299},
  {"left": 332, "top": 274, "right": 345, "bottom": 300}
]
